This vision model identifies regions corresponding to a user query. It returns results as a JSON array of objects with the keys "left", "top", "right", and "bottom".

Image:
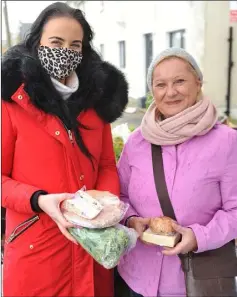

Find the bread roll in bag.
[{"left": 61, "top": 191, "right": 103, "bottom": 220}]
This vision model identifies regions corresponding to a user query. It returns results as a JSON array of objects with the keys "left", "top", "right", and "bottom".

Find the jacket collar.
[
  {"left": 11, "top": 83, "right": 44, "bottom": 122},
  {"left": 2, "top": 44, "right": 128, "bottom": 123}
]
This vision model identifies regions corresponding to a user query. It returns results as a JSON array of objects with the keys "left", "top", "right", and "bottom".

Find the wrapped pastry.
[
  {"left": 61, "top": 191, "right": 103, "bottom": 220},
  {"left": 62, "top": 193, "right": 129, "bottom": 229}
]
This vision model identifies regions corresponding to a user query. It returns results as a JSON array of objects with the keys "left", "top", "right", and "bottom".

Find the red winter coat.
[{"left": 1, "top": 45, "right": 128, "bottom": 297}]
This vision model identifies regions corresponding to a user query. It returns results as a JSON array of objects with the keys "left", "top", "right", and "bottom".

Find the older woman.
[{"left": 117, "top": 48, "right": 237, "bottom": 297}]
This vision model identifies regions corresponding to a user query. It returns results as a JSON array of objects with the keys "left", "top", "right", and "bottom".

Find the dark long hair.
[
  {"left": 25, "top": 2, "right": 94, "bottom": 56},
  {"left": 24, "top": 2, "right": 98, "bottom": 163}
]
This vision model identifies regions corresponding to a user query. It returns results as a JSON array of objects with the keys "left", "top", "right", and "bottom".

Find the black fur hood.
[{"left": 1, "top": 44, "right": 128, "bottom": 123}]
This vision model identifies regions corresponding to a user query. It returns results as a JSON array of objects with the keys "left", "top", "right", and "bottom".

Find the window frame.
[
  {"left": 169, "top": 29, "right": 186, "bottom": 48},
  {"left": 118, "top": 40, "right": 126, "bottom": 68}
]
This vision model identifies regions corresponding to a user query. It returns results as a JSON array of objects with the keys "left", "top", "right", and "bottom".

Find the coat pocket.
[{"left": 6, "top": 215, "right": 40, "bottom": 244}]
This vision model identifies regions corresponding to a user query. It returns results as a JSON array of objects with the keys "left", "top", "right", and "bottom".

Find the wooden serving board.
[{"left": 141, "top": 228, "right": 181, "bottom": 247}]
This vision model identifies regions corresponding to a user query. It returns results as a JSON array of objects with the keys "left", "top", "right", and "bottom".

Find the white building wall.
[
  {"left": 185, "top": 1, "right": 206, "bottom": 73},
  {"left": 78, "top": 1, "right": 201, "bottom": 99},
  {"left": 71, "top": 1, "right": 237, "bottom": 116},
  {"left": 202, "top": 1, "right": 237, "bottom": 116}
]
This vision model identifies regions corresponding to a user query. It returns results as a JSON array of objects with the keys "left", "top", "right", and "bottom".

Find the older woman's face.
[
  {"left": 40, "top": 16, "right": 83, "bottom": 52},
  {"left": 152, "top": 57, "right": 201, "bottom": 118}
]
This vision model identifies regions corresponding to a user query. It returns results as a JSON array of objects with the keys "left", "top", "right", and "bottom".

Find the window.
[
  {"left": 169, "top": 29, "right": 185, "bottom": 48},
  {"left": 100, "top": 44, "right": 104, "bottom": 58},
  {"left": 118, "top": 41, "right": 126, "bottom": 68},
  {"left": 144, "top": 33, "right": 153, "bottom": 69},
  {"left": 144, "top": 33, "right": 153, "bottom": 92}
]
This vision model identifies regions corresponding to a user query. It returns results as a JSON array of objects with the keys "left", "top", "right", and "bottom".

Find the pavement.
[
  {"left": 112, "top": 98, "right": 145, "bottom": 130},
  {"left": 112, "top": 108, "right": 145, "bottom": 130}
]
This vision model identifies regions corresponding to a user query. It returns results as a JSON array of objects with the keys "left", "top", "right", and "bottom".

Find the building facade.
[
  {"left": 18, "top": 22, "right": 32, "bottom": 42},
  {"left": 69, "top": 1, "right": 237, "bottom": 117}
]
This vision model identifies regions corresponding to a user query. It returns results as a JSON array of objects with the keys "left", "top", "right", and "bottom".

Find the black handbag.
[{"left": 151, "top": 144, "right": 237, "bottom": 297}]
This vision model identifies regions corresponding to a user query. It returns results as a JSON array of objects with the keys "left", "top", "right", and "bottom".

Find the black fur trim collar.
[{"left": 1, "top": 44, "right": 128, "bottom": 123}]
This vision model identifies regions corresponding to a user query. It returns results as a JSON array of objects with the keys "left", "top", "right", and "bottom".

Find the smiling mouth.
[{"left": 165, "top": 100, "right": 182, "bottom": 106}]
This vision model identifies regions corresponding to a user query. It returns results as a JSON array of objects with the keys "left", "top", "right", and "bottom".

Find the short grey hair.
[{"left": 147, "top": 47, "right": 203, "bottom": 92}]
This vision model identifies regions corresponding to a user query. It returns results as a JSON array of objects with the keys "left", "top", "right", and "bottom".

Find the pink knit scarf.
[{"left": 141, "top": 97, "right": 218, "bottom": 146}]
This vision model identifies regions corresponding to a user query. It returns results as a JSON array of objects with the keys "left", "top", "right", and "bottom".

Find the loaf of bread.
[
  {"left": 149, "top": 216, "right": 175, "bottom": 236},
  {"left": 141, "top": 216, "right": 180, "bottom": 247}
]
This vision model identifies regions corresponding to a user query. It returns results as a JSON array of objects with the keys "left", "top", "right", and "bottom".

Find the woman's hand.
[
  {"left": 127, "top": 217, "right": 150, "bottom": 237},
  {"left": 38, "top": 193, "right": 78, "bottom": 245},
  {"left": 162, "top": 222, "right": 198, "bottom": 256}
]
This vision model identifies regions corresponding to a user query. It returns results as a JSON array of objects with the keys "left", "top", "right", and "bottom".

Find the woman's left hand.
[{"left": 162, "top": 222, "right": 198, "bottom": 256}]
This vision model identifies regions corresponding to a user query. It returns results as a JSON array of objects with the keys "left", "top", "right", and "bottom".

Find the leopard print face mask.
[{"left": 38, "top": 46, "right": 83, "bottom": 80}]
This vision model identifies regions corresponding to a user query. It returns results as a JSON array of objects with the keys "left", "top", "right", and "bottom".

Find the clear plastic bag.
[
  {"left": 61, "top": 191, "right": 103, "bottom": 220},
  {"left": 63, "top": 195, "right": 129, "bottom": 229},
  {"left": 69, "top": 224, "right": 138, "bottom": 269}
]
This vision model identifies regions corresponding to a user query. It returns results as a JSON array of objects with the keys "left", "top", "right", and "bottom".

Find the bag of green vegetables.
[{"left": 69, "top": 224, "right": 138, "bottom": 269}]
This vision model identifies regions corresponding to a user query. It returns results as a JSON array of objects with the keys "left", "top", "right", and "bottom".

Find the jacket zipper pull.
[
  {"left": 6, "top": 234, "right": 15, "bottom": 244},
  {"left": 68, "top": 130, "right": 74, "bottom": 144}
]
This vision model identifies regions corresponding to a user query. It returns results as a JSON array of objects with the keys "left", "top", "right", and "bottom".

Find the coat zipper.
[
  {"left": 57, "top": 118, "right": 85, "bottom": 186},
  {"left": 67, "top": 129, "right": 74, "bottom": 145},
  {"left": 6, "top": 215, "right": 40, "bottom": 244},
  {"left": 58, "top": 118, "right": 74, "bottom": 145}
]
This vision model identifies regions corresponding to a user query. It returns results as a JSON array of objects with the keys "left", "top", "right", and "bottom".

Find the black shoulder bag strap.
[{"left": 151, "top": 144, "right": 177, "bottom": 220}]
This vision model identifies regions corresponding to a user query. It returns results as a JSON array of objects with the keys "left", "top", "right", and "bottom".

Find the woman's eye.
[
  {"left": 71, "top": 44, "right": 81, "bottom": 51},
  {"left": 175, "top": 79, "right": 185, "bottom": 84},
  {"left": 156, "top": 83, "right": 165, "bottom": 88},
  {"left": 71, "top": 44, "right": 80, "bottom": 48},
  {"left": 51, "top": 40, "right": 61, "bottom": 46}
]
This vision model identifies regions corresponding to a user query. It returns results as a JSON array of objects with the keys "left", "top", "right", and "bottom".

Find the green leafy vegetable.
[{"left": 69, "top": 226, "right": 132, "bottom": 269}]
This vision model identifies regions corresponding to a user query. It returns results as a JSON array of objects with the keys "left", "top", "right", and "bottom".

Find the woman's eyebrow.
[
  {"left": 48, "top": 36, "right": 82, "bottom": 44},
  {"left": 49, "top": 36, "right": 64, "bottom": 41},
  {"left": 72, "top": 40, "right": 82, "bottom": 44}
]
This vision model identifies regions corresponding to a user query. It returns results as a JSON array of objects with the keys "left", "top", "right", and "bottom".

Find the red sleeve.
[
  {"left": 2, "top": 102, "right": 41, "bottom": 214},
  {"left": 95, "top": 123, "right": 120, "bottom": 196}
]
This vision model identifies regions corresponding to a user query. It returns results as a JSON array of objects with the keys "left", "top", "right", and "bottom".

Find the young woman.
[{"left": 2, "top": 2, "right": 128, "bottom": 296}]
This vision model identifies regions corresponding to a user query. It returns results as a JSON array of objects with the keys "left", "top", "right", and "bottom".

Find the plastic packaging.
[
  {"left": 112, "top": 123, "right": 131, "bottom": 143},
  {"left": 69, "top": 224, "right": 138, "bottom": 269},
  {"left": 61, "top": 191, "right": 103, "bottom": 220},
  {"left": 63, "top": 195, "right": 129, "bottom": 229}
]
